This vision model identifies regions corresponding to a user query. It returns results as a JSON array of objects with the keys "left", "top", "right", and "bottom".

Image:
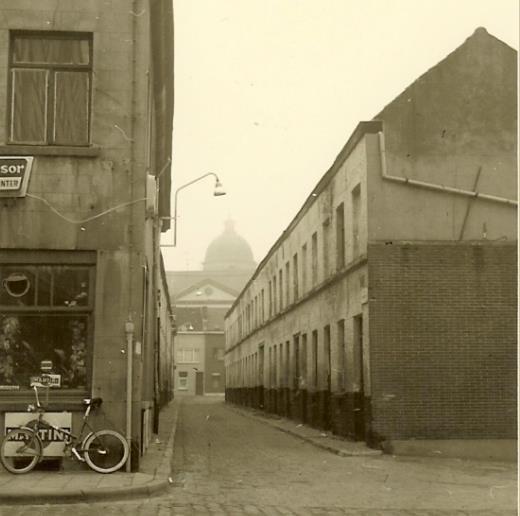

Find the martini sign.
[{"left": 0, "top": 156, "right": 33, "bottom": 198}]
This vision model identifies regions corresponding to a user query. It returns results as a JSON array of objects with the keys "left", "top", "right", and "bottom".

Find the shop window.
[
  {"left": 0, "top": 260, "right": 94, "bottom": 391},
  {"left": 9, "top": 31, "right": 92, "bottom": 146}
]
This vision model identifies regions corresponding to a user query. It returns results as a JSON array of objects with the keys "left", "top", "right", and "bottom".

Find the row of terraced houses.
[{"left": 224, "top": 28, "right": 517, "bottom": 459}]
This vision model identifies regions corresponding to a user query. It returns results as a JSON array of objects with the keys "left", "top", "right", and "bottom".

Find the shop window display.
[{"left": 0, "top": 264, "right": 93, "bottom": 391}]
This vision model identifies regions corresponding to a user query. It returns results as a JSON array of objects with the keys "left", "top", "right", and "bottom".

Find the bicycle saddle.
[{"left": 83, "top": 397, "right": 103, "bottom": 408}]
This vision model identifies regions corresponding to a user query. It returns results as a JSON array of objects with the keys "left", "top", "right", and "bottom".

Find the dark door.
[
  {"left": 324, "top": 325, "right": 331, "bottom": 429},
  {"left": 195, "top": 371, "right": 204, "bottom": 395},
  {"left": 353, "top": 315, "right": 365, "bottom": 440},
  {"left": 258, "top": 345, "right": 264, "bottom": 408}
]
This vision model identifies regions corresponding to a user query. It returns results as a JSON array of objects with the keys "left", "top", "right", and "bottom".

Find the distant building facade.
[
  {"left": 225, "top": 29, "right": 517, "bottom": 456},
  {"left": 168, "top": 222, "right": 255, "bottom": 395},
  {"left": 0, "top": 0, "right": 175, "bottom": 466}
]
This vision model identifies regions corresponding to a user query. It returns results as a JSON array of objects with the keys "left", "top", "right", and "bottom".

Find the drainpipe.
[
  {"left": 125, "top": 318, "right": 135, "bottom": 472},
  {"left": 377, "top": 132, "right": 517, "bottom": 207}
]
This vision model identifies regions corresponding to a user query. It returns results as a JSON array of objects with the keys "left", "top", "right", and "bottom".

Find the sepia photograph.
[{"left": 0, "top": 1, "right": 517, "bottom": 515}]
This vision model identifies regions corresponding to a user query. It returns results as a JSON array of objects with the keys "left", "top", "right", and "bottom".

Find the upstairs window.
[{"left": 9, "top": 31, "right": 92, "bottom": 146}]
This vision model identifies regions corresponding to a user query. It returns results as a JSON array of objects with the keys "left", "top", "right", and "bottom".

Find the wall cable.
[{"left": 25, "top": 193, "right": 148, "bottom": 225}]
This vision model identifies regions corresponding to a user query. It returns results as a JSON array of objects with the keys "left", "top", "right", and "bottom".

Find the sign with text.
[
  {"left": 0, "top": 157, "right": 34, "bottom": 198},
  {"left": 30, "top": 374, "right": 61, "bottom": 388},
  {"left": 4, "top": 412, "right": 72, "bottom": 457}
]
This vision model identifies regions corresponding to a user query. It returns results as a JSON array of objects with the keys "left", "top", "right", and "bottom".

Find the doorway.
[
  {"left": 195, "top": 371, "right": 204, "bottom": 395},
  {"left": 353, "top": 315, "right": 365, "bottom": 440}
]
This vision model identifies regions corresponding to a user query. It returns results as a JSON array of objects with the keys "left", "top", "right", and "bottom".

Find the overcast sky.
[{"left": 161, "top": 0, "right": 518, "bottom": 271}]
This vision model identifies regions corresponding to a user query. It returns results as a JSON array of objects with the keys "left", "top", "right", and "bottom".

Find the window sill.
[
  {"left": 0, "top": 389, "right": 90, "bottom": 412},
  {"left": 0, "top": 144, "right": 101, "bottom": 158}
]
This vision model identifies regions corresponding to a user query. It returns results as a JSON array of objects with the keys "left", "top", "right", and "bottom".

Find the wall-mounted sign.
[{"left": 0, "top": 156, "right": 34, "bottom": 198}]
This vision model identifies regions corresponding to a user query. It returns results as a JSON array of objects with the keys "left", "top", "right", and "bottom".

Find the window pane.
[
  {"left": 13, "top": 37, "right": 90, "bottom": 65},
  {"left": 54, "top": 71, "right": 89, "bottom": 145},
  {"left": 10, "top": 69, "right": 47, "bottom": 143},
  {"left": 0, "top": 315, "right": 89, "bottom": 390},
  {"left": 36, "top": 268, "right": 52, "bottom": 306},
  {"left": 53, "top": 267, "right": 90, "bottom": 307},
  {"left": 0, "top": 267, "right": 35, "bottom": 306}
]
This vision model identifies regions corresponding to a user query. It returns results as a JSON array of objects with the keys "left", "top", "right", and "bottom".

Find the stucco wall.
[
  {"left": 0, "top": 0, "right": 172, "bottom": 459},
  {"left": 369, "top": 30, "right": 517, "bottom": 242}
]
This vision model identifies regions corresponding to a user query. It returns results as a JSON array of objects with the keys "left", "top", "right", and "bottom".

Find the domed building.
[
  {"left": 203, "top": 220, "right": 256, "bottom": 271},
  {"left": 167, "top": 222, "right": 256, "bottom": 396}
]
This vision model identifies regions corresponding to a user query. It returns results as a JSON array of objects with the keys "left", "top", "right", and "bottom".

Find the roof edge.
[{"left": 227, "top": 120, "right": 383, "bottom": 316}]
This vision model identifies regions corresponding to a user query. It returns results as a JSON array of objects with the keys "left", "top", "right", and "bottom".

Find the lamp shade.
[{"left": 213, "top": 180, "right": 226, "bottom": 196}]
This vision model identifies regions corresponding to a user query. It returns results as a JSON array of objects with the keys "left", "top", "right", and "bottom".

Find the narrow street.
[{"left": 0, "top": 396, "right": 516, "bottom": 515}]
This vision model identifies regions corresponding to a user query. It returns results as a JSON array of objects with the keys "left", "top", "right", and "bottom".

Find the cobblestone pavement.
[
  {"left": 0, "top": 396, "right": 516, "bottom": 515},
  {"left": 0, "top": 502, "right": 516, "bottom": 515}
]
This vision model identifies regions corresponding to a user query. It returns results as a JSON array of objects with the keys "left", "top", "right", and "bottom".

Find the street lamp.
[{"left": 161, "top": 172, "right": 226, "bottom": 247}]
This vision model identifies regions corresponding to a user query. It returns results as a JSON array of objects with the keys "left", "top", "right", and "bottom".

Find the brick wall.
[{"left": 368, "top": 242, "right": 517, "bottom": 440}]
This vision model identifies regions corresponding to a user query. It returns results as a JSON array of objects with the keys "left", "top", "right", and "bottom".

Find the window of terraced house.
[
  {"left": 273, "top": 276, "right": 277, "bottom": 314},
  {"left": 279, "top": 269, "right": 283, "bottom": 311},
  {"left": 9, "top": 31, "right": 92, "bottom": 146},
  {"left": 311, "top": 232, "right": 318, "bottom": 286},
  {"left": 352, "top": 184, "right": 361, "bottom": 257},
  {"left": 301, "top": 243, "right": 308, "bottom": 294},
  {"left": 285, "top": 261, "right": 290, "bottom": 306},
  {"left": 293, "top": 253, "right": 299, "bottom": 300},
  {"left": 336, "top": 203, "right": 345, "bottom": 269},
  {"left": 268, "top": 281, "right": 272, "bottom": 317},
  {"left": 322, "top": 218, "right": 331, "bottom": 279}
]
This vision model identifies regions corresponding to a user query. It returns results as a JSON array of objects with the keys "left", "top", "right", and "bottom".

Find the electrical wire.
[{"left": 25, "top": 193, "right": 149, "bottom": 225}]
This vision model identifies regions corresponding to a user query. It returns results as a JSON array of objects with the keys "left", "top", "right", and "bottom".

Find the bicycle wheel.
[
  {"left": 0, "top": 427, "right": 42, "bottom": 474},
  {"left": 83, "top": 429, "right": 129, "bottom": 473}
]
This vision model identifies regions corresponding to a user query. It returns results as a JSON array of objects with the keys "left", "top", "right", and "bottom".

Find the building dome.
[{"left": 203, "top": 221, "right": 256, "bottom": 271}]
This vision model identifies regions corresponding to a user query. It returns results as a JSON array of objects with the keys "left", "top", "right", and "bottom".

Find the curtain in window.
[
  {"left": 10, "top": 69, "right": 47, "bottom": 143},
  {"left": 13, "top": 37, "right": 89, "bottom": 65},
  {"left": 54, "top": 72, "right": 89, "bottom": 145}
]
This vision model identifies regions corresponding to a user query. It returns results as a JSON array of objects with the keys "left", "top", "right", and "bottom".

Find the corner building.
[
  {"left": 0, "top": 0, "right": 174, "bottom": 467},
  {"left": 225, "top": 29, "right": 517, "bottom": 454}
]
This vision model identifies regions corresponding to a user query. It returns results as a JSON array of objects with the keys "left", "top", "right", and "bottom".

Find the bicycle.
[{"left": 0, "top": 384, "right": 129, "bottom": 474}]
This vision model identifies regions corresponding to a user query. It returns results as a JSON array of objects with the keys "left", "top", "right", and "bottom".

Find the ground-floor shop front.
[{"left": 0, "top": 248, "right": 174, "bottom": 469}]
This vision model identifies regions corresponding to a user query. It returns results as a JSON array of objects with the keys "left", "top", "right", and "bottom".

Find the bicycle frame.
[{"left": 30, "top": 386, "right": 104, "bottom": 462}]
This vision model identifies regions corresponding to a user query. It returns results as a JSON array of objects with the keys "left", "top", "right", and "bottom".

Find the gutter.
[{"left": 377, "top": 132, "right": 517, "bottom": 207}]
